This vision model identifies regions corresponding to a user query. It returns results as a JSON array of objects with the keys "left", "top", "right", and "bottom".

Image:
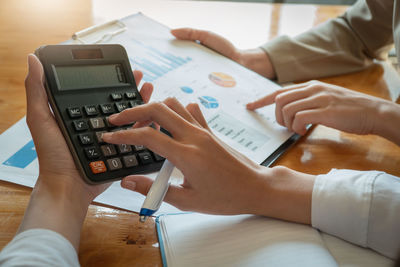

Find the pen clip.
[{"left": 72, "top": 20, "right": 127, "bottom": 44}]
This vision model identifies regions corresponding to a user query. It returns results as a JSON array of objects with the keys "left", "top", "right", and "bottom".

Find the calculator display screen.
[{"left": 54, "top": 64, "right": 128, "bottom": 90}]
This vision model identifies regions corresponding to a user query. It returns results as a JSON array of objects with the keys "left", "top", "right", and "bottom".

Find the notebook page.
[{"left": 159, "top": 213, "right": 338, "bottom": 267}]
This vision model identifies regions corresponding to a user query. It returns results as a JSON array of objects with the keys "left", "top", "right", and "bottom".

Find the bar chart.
[
  {"left": 128, "top": 40, "right": 192, "bottom": 82},
  {"left": 2, "top": 140, "right": 37, "bottom": 169},
  {"left": 207, "top": 112, "right": 269, "bottom": 152}
]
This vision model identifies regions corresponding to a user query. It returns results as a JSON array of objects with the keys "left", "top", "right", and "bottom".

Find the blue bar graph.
[
  {"left": 2, "top": 140, "right": 37, "bottom": 169},
  {"left": 129, "top": 40, "right": 192, "bottom": 82}
]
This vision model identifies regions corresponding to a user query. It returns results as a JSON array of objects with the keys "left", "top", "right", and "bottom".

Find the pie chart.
[
  {"left": 198, "top": 96, "right": 219, "bottom": 109},
  {"left": 208, "top": 72, "right": 236, "bottom": 87},
  {"left": 180, "top": 86, "right": 194, "bottom": 94}
]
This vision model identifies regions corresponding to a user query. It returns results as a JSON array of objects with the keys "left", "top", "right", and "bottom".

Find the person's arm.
[
  {"left": 172, "top": 0, "right": 394, "bottom": 84},
  {"left": 262, "top": 0, "right": 394, "bottom": 83},
  {"left": 0, "top": 229, "right": 79, "bottom": 267},
  {"left": 246, "top": 80, "right": 400, "bottom": 146},
  {"left": 102, "top": 97, "right": 315, "bottom": 223},
  {"left": 103, "top": 97, "right": 400, "bottom": 259},
  {"left": 0, "top": 55, "right": 153, "bottom": 266},
  {"left": 171, "top": 29, "right": 277, "bottom": 79},
  {"left": 312, "top": 169, "right": 400, "bottom": 259}
]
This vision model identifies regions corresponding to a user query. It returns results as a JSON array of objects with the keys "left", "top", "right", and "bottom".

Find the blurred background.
[{"left": 191, "top": 0, "right": 356, "bottom": 5}]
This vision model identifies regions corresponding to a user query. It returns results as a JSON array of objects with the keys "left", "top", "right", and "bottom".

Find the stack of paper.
[{"left": 156, "top": 213, "right": 393, "bottom": 267}]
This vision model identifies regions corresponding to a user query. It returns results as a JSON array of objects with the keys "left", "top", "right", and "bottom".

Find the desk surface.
[{"left": 1, "top": 1, "right": 400, "bottom": 266}]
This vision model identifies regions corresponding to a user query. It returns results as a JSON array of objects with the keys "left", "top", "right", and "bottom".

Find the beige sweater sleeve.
[{"left": 261, "top": 0, "right": 395, "bottom": 83}]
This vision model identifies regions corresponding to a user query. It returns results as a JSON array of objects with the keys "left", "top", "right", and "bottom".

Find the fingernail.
[
  {"left": 109, "top": 114, "right": 117, "bottom": 120},
  {"left": 123, "top": 181, "right": 136, "bottom": 190},
  {"left": 101, "top": 132, "right": 112, "bottom": 141},
  {"left": 27, "top": 54, "right": 33, "bottom": 70}
]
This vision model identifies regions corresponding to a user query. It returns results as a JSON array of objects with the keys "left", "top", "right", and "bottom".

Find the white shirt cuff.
[
  {"left": 311, "top": 169, "right": 380, "bottom": 246},
  {"left": 0, "top": 228, "right": 79, "bottom": 266}
]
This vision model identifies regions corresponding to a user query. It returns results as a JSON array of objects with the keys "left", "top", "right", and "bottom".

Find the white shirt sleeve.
[
  {"left": 312, "top": 169, "right": 400, "bottom": 260},
  {"left": 0, "top": 229, "right": 79, "bottom": 267}
]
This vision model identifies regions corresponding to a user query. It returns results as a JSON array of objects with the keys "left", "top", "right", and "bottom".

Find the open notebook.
[{"left": 156, "top": 213, "right": 393, "bottom": 267}]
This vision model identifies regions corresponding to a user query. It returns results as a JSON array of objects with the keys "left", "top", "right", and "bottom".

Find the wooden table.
[{"left": 0, "top": 1, "right": 399, "bottom": 266}]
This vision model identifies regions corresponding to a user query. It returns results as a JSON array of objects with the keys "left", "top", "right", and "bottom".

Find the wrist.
[
  {"left": 251, "top": 166, "right": 315, "bottom": 224},
  {"left": 372, "top": 100, "right": 400, "bottom": 146},
  {"left": 237, "top": 48, "right": 276, "bottom": 79},
  {"left": 35, "top": 174, "right": 93, "bottom": 206},
  {"left": 18, "top": 175, "right": 91, "bottom": 250}
]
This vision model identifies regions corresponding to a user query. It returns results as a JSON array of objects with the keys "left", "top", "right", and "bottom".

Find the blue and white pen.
[{"left": 139, "top": 159, "right": 174, "bottom": 222}]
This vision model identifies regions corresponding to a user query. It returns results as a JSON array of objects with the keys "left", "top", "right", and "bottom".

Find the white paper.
[
  {"left": 158, "top": 213, "right": 392, "bottom": 267},
  {"left": 66, "top": 13, "right": 293, "bottom": 164},
  {"left": 114, "top": 14, "right": 292, "bottom": 164},
  {"left": 158, "top": 213, "right": 339, "bottom": 267},
  {"left": 0, "top": 13, "right": 292, "bottom": 214}
]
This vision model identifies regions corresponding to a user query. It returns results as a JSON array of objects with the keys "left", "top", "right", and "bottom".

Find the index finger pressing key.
[{"left": 108, "top": 102, "right": 193, "bottom": 139}]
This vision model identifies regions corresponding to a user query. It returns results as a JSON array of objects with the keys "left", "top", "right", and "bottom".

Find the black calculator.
[{"left": 35, "top": 44, "right": 165, "bottom": 184}]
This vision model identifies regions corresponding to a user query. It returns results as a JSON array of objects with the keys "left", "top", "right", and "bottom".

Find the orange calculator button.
[{"left": 89, "top": 161, "right": 107, "bottom": 174}]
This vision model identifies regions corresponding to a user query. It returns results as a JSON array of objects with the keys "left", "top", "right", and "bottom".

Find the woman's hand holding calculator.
[{"left": 20, "top": 54, "right": 154, "bottom": 250}]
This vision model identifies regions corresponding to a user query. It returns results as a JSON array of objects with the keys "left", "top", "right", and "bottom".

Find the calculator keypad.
[
  {"left": 79, "top": 133, "right": 94, "bottom": 145},
  {"left": 100, "top": 104, "right": 115, "bottom": 114},
  {"left": 89, "top": 118, "right": 105, "bottom": 129},
  {"left": 73, "top": 120, "right": 89, "bottom": 131},
  {"left": 66, "top": 90, "right": 164, "bottom": 180},
  {"left": 107, "top": 158, "right": 123, "bottom": 171},
  {"left": 115, "top": 102, "right": 129, "bottom": 112},
  {"left": 123, "top": 155, "right": 139, "bottom": 167},
  {"left": 89, "top": 161, "right": 107, "bottom": 174},
  {"left": 84, "top": 105, "right": 99, "bottom": 116},
  {"left": 68, "top": 107, "right": 82, "bottom": 118}
]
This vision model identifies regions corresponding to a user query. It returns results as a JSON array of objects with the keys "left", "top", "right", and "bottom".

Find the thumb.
[
  {"left": 121, "top": 175, "right": 190, "bottom": 210},
  {"left": 25, "top": 54, "right": 54, "bottom": 129},
  {"left": 25, "top": 54, "right": 47, "bottom": 109}
]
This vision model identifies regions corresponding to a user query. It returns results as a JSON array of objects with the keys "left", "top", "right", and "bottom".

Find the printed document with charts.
[
  {"left": 0, "top": 13, "right": 292, "bottom": 214},
  {"left": 66, "top": 13, "right": 295, "bottom": 165}
]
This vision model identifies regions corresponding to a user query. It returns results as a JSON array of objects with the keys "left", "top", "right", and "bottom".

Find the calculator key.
[
  {"left": 134, "top": 145, "right": 145, "bottom": 151},
  {"left": 105, "top": 116, "right": 117, "bottom": 128},
  {"left": 79, "top": 133, "right": 94, "bottom": 145},
  {"left": 153, "top": 153, "right": 165, "bottom": 162},
  {"left": 84, "top": 147, "right": 100, "bottom": 159},
  {"left": 100, "top": 103, "right": 115, "bottom": 115},
  {"left": 73, "top": 120, "right": 89, "bottom": 131},
  {"left": 100, "top": 144, "right": 117, "bottom": 157},
  {"left": 106, "top": 158, "right": 123, "bottom": 171},
  {"left": 89, "top": 161, "right": 107, "bottom": 174},
  {"left": 125, "top": 92, "right": 136, "bottom": 99},
  {"left": 117, "top": 144, "right": 132, "bottom": 154},
  {"left": 129, "top": 100, "right": 141, "bottom": 108},
  {"left": 67, "top": 107, "right": 82, "bottom": 118},
  {"left": 84, "top": 105, "right": 99, "bottom": 116},
  {"left": 115, "top": 102, "right": 129, "bottom": 112},
  {"left": 138, "top": 152, "right": 153, "bottom": 164},
  {"left": 89, "top": 117, "right": 105, "bottom": 129},
  {"left": 123, "top": 155, "right": 139, "bottom": 168},
  {"left": 110, "top": 93, "right": 123, "bottom": 101},
  {"left": 95, "top": 131, "right": 107, "bottom": 143}
]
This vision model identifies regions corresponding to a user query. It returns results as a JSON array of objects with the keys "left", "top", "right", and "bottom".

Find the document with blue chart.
[
  {"left": 0, "top": 13, "right": 293, "bottom": 214},
  {"left": 77, "top": 13, "right": 293, "bottom": 165}
]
